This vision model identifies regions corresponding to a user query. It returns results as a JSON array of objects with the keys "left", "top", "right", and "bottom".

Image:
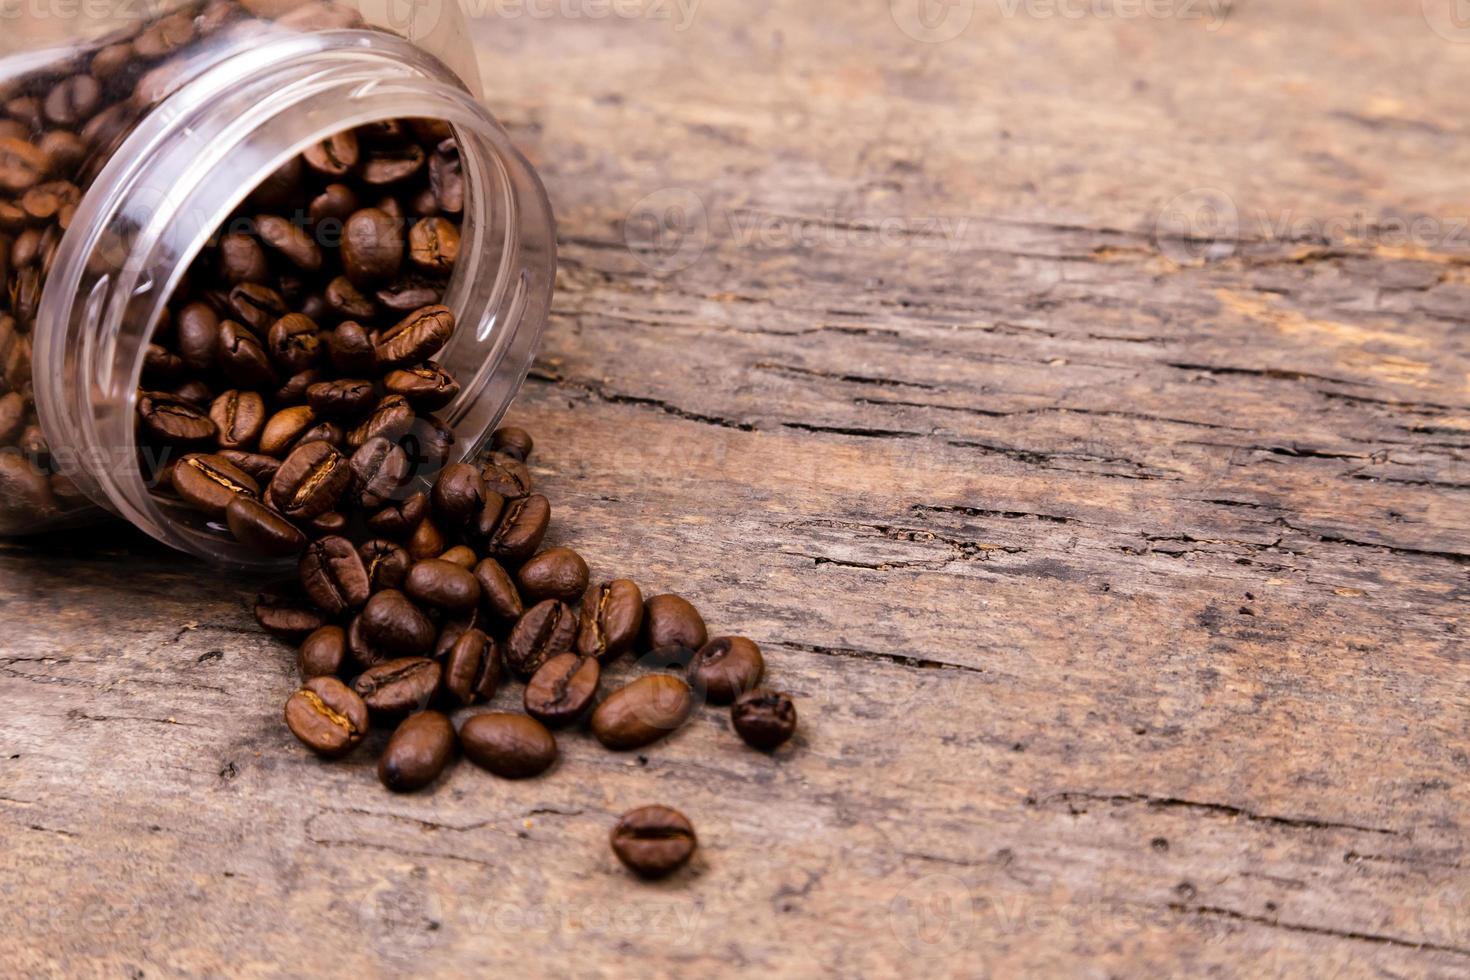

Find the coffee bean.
[
  {"left": 375, "top": 279, "right": 441, "bottom": 313},
  {"left": 218, "top": 320, "right": 278, "bottom": 388},
  {"left": 273, "top": 369, "right": 321, "bottom": 408},
  {"left": 258, "top": 405, "right": 316, "bottom": 455},
  {"left": 443, "top": 628, "right": 501, "bottom": 706},
  {"left": 225, "top": 496, "right": 305, "bottom": 556},
  {"left": 689, "top": 636, "right": 765, "bottom": 705},
  {"left": 524, "top": 653, "right": 599, "bottom": 728},
  {"left": 269, "top": 440, "right": 350, "bottom": 520},
  {"left": 299, "top": 535, "right": 370, "bottom": 615},
  {"left": 143, "top": 343, "right": 183, "bottom": 384},
  {"left": 310, "top": 184, "right": 358, "bottom": 227},
  {"left": 254, "top": 586, "right": 327, "bottom": 640},
  {"left": 298, "top": 625, "right": 346, "bottom": 677},
  {"left": 172, "top": 302, "right": 220, "bottom": 374},
  {"left": 359, "top": 538, "right": 412, "bottom": 591},
  {"left": 349, "top": 436, "right": 410, "bottom": 510},
  {"left": 405, "top": 558, "right": 480, "bottom": 611},
  {"left": 362, "top": 142, "right": 425, "bottom": 184},
  {"left": 171, "top": 452, "right": 259, "bottom": 516},
  {"left": 219, "top": 450, "right": 282, "bottom": 486},
  {"left": 575, "top": 579, "right": 644, "bottom": 663},
  {"left": 459, "top": 713, "right": 555, "bottom": 779},
  {"left": 138, "top": 391, "right": 217, "bottom": 444},
  {"left": 307, "top": 511, "right": 348, "bottom": 536},
  {"left": 731, "top": 690, "right": 796, "bottom": 751},
  {"left": 208, "top": 389, "right": 265, "bottom": 450},
  {"left": 346, "top": 614, "right": 391, "bottom": 669},
  {"left": 342, "top": 207, "right": 402, "bottom": 287},
  {"left": 307, "top": 378, "right": 375, "bottom": 419},
  {"left": 360, "top": 588, "right": 435, "bottom": 656},
  {"left": 219, "top": 232, "right": 268, "bottom": 284},
  {"left": 266, "top": 313, "right": 323, "bottom": 375},
  {"left": 0, "top": 392, "right": 24, "bottom": 445},
  {"left": 378, "top": 710, "right": 454, "bottom": 792},
  {"left": 430, "top": 461, "right": 484, "bottom": 527},
  {"left": 302, "top": 129, "right": 359, "bottom": 177},
  {"left": 408, "top": 216, "right": 459, "bottom": 273},
  {"left": 43, "top": 75, "right": 101, "bottom": 126},
  {"left": 256, "top": 214, "right": 323, "bottom": 271},
  {"left": 366, "top": 490, "right": 427, "bottom": 538},
  {"left": 406, "top": 516, "right": 446, "bottom": 560},
  {"left": 610, "top": 806, "right": 696, "bottom": 879},
  {"left": 489, "top": 426, "right": 533, "bottom": 462},
  {"left": 346, "top": 394, "right": 414, "bottom": 450},
  {"left": 590, "top": 675, "right": 693, "bottom": 751},
  {"left": 429, "top": 139, "right": 464, "bottom": 214},
  {"left": 327, "top": 320, "right": 377, "bottom": 374},
  {"left": 482, "top": 493, "right": 549, "bottom": 564},
  {"left": 516, "top": 547, "right": 589, "bottom": 604},
  {"left": 285, "top": 676, "right": 368, "bottom": 758},
  {"left": 383, "top": 362, "right": 459, "bottom": 410},
  {"left": 352, "top": 656, "right": 442, "bottom": 718},
  {"left": 227, "top": 283, "right": 288, "bottom": 333},
  {"left": 433, "top": 606, "right": 485, "bottom": 659},
  {"left": 479, "top": 451, "right": 531, "bottom": 498},
  {"left": 642, "top": 594, "right": 708, "bottom": 660},
  {"left": 505, "top": 598, "right": 576, "bottom": 678},
  {"left": 473, "top": 557, "right": 523, "bottom": 622},
  {"left": 324, "top": 277, "right": 376, "bottom": 321},
  {"left": 374, "top": 304, "right": 454, "bottom": 369}
]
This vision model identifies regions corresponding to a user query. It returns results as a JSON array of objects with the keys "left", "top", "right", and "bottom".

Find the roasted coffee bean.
[
  {"left": 374, "top": 304, "right": 454, "bottom": 369},
  {"left": 0, "top": 392, "right": 24, "bottom": 445},
  {"left": 218, "top": 320, "right": 278, "bottom": 388},
  {"left": 460, "top": 713, "right": 555, "bottom": 779},
  {"left": 349, "top": 436, "right": 410, "bottom": 510},
  {"left": 227, "top": 283, "right": 288, "bottom": 332},
  {"left": 143, "top": 343, "right": 183, "bottom": 384},
  {"left": 473, "top": 556, "right": 523, "bottom": 623},
  {"left": 218, "top": 450, "right": 282, "bottom": 485},
  {"left": 307, "top": 378, "right": 375, "bottom": 419},
  {"left": 690, "top": 636, "right": 765, "bottom": 705},
  {"left": 429, "top": 139, "right": 464, "bottom": 214},
  {"left": 590, "top": 675, "right": 694, "bottom": 751},
  {"left": 295, "top": 421, "right": 344, "bottom": 451},
  {"left": 610, "top": 806, "right": 696, "bottom": 879},
  {"left": 405, "top": 558, "right": 480, "bottom": 611},
  {"left": 433, "top": 545, "right": 475, "bottom": 570},
  {"left": 375, "top": 279, "right": 442, "bottom": 313},
  {"left": 480, "top": 451, "right": 531, "bottom": 499},
  {"left": 575, "top": 579, "right": 644, "bottom": 663},
  {"left": 254, "top": 587, "right": 328, "bottom": 641},
  {"left": 309, "top": 183, "right": 358, "bottom": 226},
  {"left": 176, "top": 302, "right": 220, "bottom": 373},
  {"left": 360, "top": 588, "right": 435, "bottom": 657},
  {"left": 359, "top": 539, "right": 412, "bottom": 591},
  {"left": 347, "top": 614, "right": 391, "bottom": 669},
  {"left": 505, "top": 599, "right": 576, "bottom": 678},
  {"left": 266, "top": 313, "right": 323, "bottom": 374},
  {"left": 353, "top": 657, "right": 442, "bottom": 718},
  {"left": 524, "top": 653, "right": 599, "bottom": 728},
  {"left": 642, "top": 594, "right": 708, "bottom": 660},
  {"left": 299, "top": 535, "right": 371, "bottom": 615},
  {"left": 268, "top": 440, "right": 350, "bottom": 520},
  {"left": 138, "top": 391, "right": 217, "bottom": 444},
  {"left": 731, "top": 689, "right": 797, "bottom": 751},
  {"left": 273, "top": 369, "right": 321, "bottom": 408},
  {"left": 324, "top": 276, "right": 377, "bottom": 321},
  {"left": 483, "top": 493, "right": 549, "bottom": 564},
  {"left": 256, "top": 214, "right": 323, "bottom": 271},
  {"left": 133, "top": 11, "right": 195, "bottom": 59},
  {"left": 0, "top": 451, "right": 53, "bottom": 516},
  {"left": 401, "top": 413, "right": 454, "bottom": 479},
  {"left": 209, "top": 389, "right": 265, "bottom": 450},
  {"left": 43, "top": 74, "right": 101, "bottom": 127},
  {"left": 378, "top": 710, "right": 454, "bottom": 792},
  {"left": 285, "top": 676, "right": 368, "bottom": 758},
  {"left": 170, "top": 452, "right": 259, "bottom": 516},
  {"left": 490, "top": 426, "right": 533, "bottom": 462},
  {"left": 362, "top": 142, "right": 425, "bottom": 184},
  {"left": 443, "top": 628, "right": 501, "bottom": 706},
  {"left": 302, "top": 129, "right": 359, "bottom": 177},
  {"left": 298, "top": 625, "right": 347, "bottom": 678},
  {"left": 408, "top": 216, "right": 459, "bottom": 273},
  {"left": 346, "top": 394, "right": 414, "bottom": 450},
  {"left": 259, "top": 405, "right": 316, "bottom": 455},
  {"left": 327, "top": 320, "right": 376, "bottom": 374},
  {"left": 383, "top": 362, "right": 459, "bottom": 410},
  {"left": 342, "top": 207, "right": 402, "bottom": 287},
  {"left": 227, "top": 496, "right": 307, "bottom": 557},
  {"left": 218, "top": 232, "right": 269, "bottom": 284},
  {"left": 307, "top": 511, "right": 348, "bottom": 536},
  {"left": 366, "top": 490, "right": 427, "bottom": 538},
  {"left": 516, "top": 547, "right": 589, "bottom": 604},
  {"left": 432, "top": 605, "right": 483, "bottom": 659},
  {"left": 430, "top": 461, "right": 484, "bottom": 527}
]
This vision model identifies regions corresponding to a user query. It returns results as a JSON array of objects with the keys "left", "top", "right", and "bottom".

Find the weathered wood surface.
[{"left": 4, "top": 2, "right": 1470, "bottom": 976}]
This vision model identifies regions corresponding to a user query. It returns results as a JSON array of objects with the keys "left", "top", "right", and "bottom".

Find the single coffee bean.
[
  {"left": 307, "top": 511, "right": 349, "bottom": 536},
  {"left": 459, "top": 712, "right": 555, "bottom": 779},
  {"left": 43, "top": 74, "right": 101, "bottom": 126},
  {"left": 443, "top": 628, "right": 501, "bottom": 706},
  {"left": 590, "top": 675, "right": 693, "bottom": 751},
  {"left": 362, "top": 142, "right": 426, "bottom": 184},
  {"left": 227, "top": 284, "right": 288, "bottom": 334},
  {"left": 430, "top": 461, "right": 484, "bottom": 527},
  {"left": 327, "top": 319, "right": 376, "bottom": 374},
  {"left": 516, "top": 547, "right": 589, "bottom": 604},
  {"left": 269, "top": 440, "right": 350, "bottom": 520},
  {"left": 209, "top": 389, "right": 265, "bottom": 450},
  {"left": 219, "top": 450, "right": 282, "bottom": 485},
  {"left": 642, "top": 594, "right": 708, "bottom": 660},
  {"left": 138, "top": 391, "right": 217, "bottom": 444},
  {"left": 375, "top": 304, "right": 454, "bottom": 369},
  {"left": 346, "top": 437, "right": 410, "bottom": 512},
  {"left": 732, "top": 689, "right": 797, "bottom": 751},
  {"left": 273, "top": 369, "right": 322, "bottom": 408},
  {"left": 575, "top": 579, "right": 644, "bottom": 663},
  {"left": 473, "top": 557, "right": 523, "bottom": 622},
  {"left": 325, "top": 275, "right": 378, "bottom": 320},
  {"left": 346, "top": 394, "right": 414, "bottom": 450},
  {"left": 408, "top": 215, "right": 459, "bottom": 273},
  {"left": 438, "top": 545, "right": 478, "bottom": 570},
  {"left": 483, "top": 493, "right": 549, "bottom": 564},
  {"left": 175, "top": 301, "right": 220, "bottom": 371},
  {"left": 360, "top": 588, "right": 435, "bottom": 657},
  {"left": 256, "top": 214, "right": 323, "bottom": 271},
  {"left": 170, "top": 452, "right": 259, "bottom": 516},
  {"left": 610, "top": 806, "right": 696, "bottom": 879},
  {"left": 690, "top": 636, "right": 765, "bottom": 705},
  {"left": 266, "top": 313, "right": 323, "bottom": 375},
  {"left": 405, "top": 558, "right": 480, "bottom": 611},
  {"left": 298, "top": 625, "right": 346, "bottom": 678},
  {"left": 375, "top": 279, "right": 442, "bottom": 313},
  {"left": 347, "top": 614, "right": 391, "bottom": 669},
  {"left": 218, "top": 320, "right": 278, "bottom": 389},
  {"left": 383, "top": 362, "right": 459, "bottom": 410},
  {"left": 359, "top": 539, "right": 412, "bottom": 592},
  {"left": 524, "top": 653, "right": 599, "bottom": 728},
  {"left": 432, "top": 605, "right": 485, "bottom": 659},
  {"left": 505, "top": 599, "right": 576, "bottom": 678},
  {"left": 378, "top": 710, "right": 455, "bottom": 792},
  {"left": 353, "top": 657, "right": 442, "bottom": 718},
  {"left": 253, "top": 586, "right": 327, "bottom": 640},
  {"left": 284, "top": 676, "right": 368, "bottom": 758},
  {"left": 143, "top": 343, "right": 183, "bottom": 384},
  {"left": 366, "top": 490, "right": 427, "bottom": 538},
  {"left": 400, "top": 413, "right": 455, "bottom": 481},
  {"left": 219, "top": 232, "right": 269, "bottom": 284},
  {"left": 258, "top": 405, "right": 317, "bottom": 455},
  {"left": 489, "top": 425, "right": 533, "bottom": 462},
  {"left": 172, "top": 380, "right": 215, "bottom": 407},
  {"left": 342, "top": 207, "right": 403, "bottom": 287},
  {"left": 302, "top": 129, "right": 359, "bottom": 177},
  {"left": 479, "top": 451, "right": 531, "bottom": 498},
  {"left": 307, "top": 378, "right": 376, "bottom": 419},
  {"left": 407, "top": 516, "right": 447, "bottom": 561},
  {"left": 429, "top": 138, "right": 464, "bottom": 213},
  {"left": 299, "top": 535, "right": 371, "bottom": 615},
  {"left": 310, "top": 184, "right": 358, "bottom": 226}
]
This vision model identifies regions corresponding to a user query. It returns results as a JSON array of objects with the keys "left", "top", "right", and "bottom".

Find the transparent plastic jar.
[{"left": 0, "top": 0, "right": 555, "bottom": 564}]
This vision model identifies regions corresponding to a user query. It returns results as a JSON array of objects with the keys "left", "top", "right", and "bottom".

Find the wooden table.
[{"left": 4, "top": 2, "right": 1469, "bottom": 975}]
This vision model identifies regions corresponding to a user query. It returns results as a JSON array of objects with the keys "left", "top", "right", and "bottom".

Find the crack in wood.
[
  {"left": 1169, "top": 903, "right": 1470, "bottom": 958},
  {"left": 1034, "top": 791, "right": 1400, "bottom": 836}
]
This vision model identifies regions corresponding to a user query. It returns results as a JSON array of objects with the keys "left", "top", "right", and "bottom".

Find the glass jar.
[{"left": 0, "top": 0, "right": 556, "bottom": 564}]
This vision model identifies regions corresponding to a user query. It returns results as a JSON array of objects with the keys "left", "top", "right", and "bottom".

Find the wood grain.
[{"left": 4, "top": 1, "right": 1469, "bottom": 975}]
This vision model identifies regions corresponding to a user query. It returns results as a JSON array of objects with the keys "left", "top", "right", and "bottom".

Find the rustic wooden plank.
[{"left": 4, "top": 1, "right": 1470, "bottom": 975}]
